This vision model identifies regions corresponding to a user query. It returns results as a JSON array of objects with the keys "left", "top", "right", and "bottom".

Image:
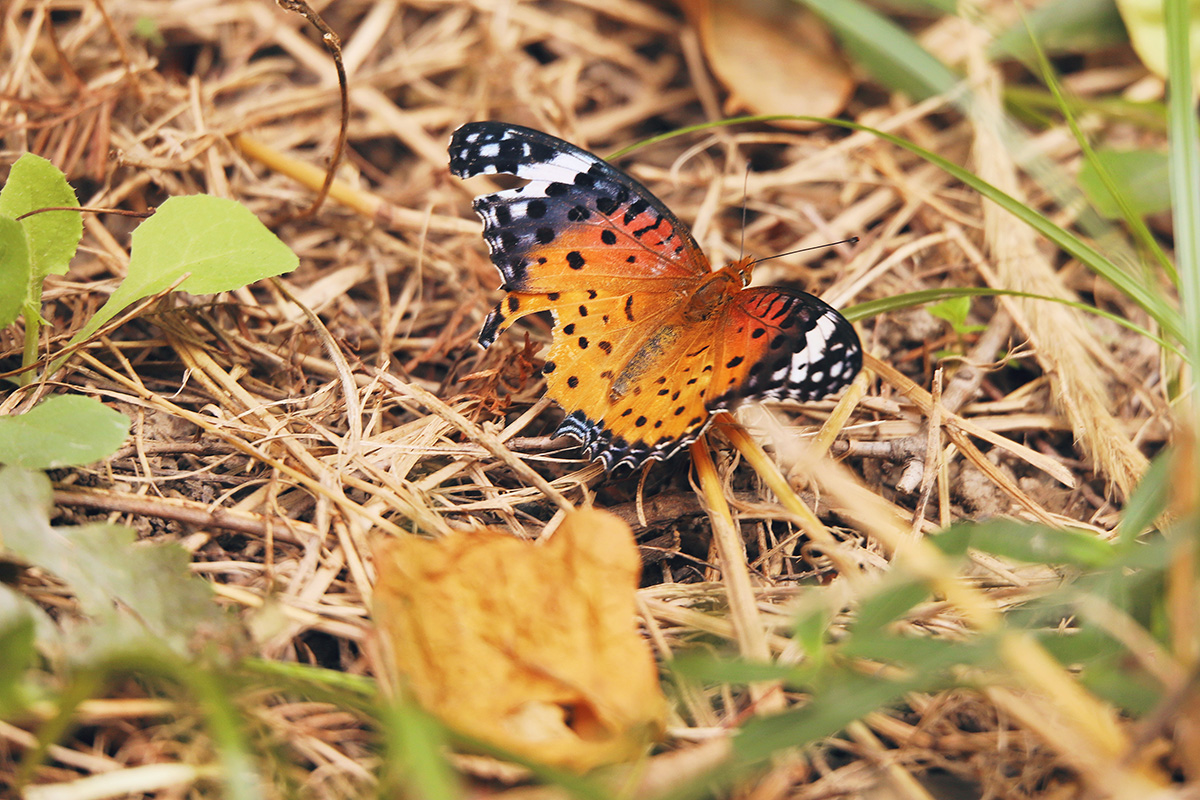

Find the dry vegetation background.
[{"left": 0, "top": 0, "right": 1183, "bottom": 798}]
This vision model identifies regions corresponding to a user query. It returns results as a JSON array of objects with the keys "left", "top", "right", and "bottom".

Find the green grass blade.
[
  {"left": 185, "top": 663, "right": 262, "bottom": 800},
  {"left": 613, "top": 115, "right": 1182, "bottom": 342},
  {"left": 377, "top": 702, "right": 462, "bottom": 800},
  {"left": 1003, "top": 85, "right": 1167, "bottom": 132},
  {"left": 838, "top": 120, "right": 1183, "bottom": 341},
  {"left": 1022, "top": 16, "right": 1177, "bottom": 283},
  {"left": 842, "top": 286, "right": 1176, "bottom": 354},
  {"left": 1166, "top": 0, "right": 1200, "bottom": 391}
]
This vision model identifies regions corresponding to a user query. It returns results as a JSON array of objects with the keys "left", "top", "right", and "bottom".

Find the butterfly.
[{"left": 450, "top": 122, "right": 862, "bottom": 471}]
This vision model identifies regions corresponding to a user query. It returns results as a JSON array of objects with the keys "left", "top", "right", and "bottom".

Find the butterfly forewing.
[{"left": 450, "top": 123, "right": 708, "bottom": 310}]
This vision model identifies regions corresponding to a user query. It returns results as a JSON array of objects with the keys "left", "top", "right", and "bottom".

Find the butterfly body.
[{"left": 451, "top": 122, "right": 862, "bottom": 470}]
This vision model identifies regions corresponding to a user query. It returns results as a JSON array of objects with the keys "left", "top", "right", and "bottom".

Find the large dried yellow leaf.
[{"left": 372, "top": 508, "right": 666, "bottom": 772}]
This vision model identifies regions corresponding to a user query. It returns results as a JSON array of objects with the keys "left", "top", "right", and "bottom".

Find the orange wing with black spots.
[{"left": 450, "top": 122, "right": 862, "bottom": 471}]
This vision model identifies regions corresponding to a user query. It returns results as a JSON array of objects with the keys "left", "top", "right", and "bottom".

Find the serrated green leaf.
[
  {"left": 58, "top": 195, "right": 298, "bottom": 364},
  {"left": 0, "top": 467, "right": 232, "bottom": 660},
  {"left": 0, "top": 216, "right": 30, "bottom": 327},
  {"left": 1078, "top": 149, "right": 1172, "bottom": 218},
  {"left": 0, "top": 395, "right": 129, "bottom": 469},
  {"left": 0, "top": 153, "right": 82, "bottom": 281},
  {"left": 933, "top": 519, "right": 1117, "bottom": 567}
]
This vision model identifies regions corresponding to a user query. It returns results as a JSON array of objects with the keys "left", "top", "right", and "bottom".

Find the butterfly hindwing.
[
  {"left": 708, "top": 287, "right": 862, "bottom": 409},
  {"left": 544, "top": 287, "right": 863, "bottom": 470},
  {"left": 543, "top": 309, "right": 720, "bottom": 470}
]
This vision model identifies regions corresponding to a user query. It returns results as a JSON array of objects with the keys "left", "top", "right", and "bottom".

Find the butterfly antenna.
[
  {"left": 739, "top": 160, "right": 750, "bottom": 260},
  {"left": 750, "top": 236, "right": 860, "bottom": 267}
]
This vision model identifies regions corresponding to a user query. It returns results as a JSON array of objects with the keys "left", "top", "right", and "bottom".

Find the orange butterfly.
[{"left": 451, "top": 123, "right": 861, "bottom": 470}]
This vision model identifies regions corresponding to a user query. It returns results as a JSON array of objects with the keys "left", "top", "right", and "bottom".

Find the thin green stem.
[{"left": 20, "top": 302, "right": 39, "bottom": 386}]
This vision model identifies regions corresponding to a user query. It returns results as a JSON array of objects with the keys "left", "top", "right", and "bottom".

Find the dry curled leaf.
[
  {"left": 372, "top": 508, "right": 666, "bottom": 772},
  {"left": 680, "top": 0, "right": 854, "bottom": 126}
]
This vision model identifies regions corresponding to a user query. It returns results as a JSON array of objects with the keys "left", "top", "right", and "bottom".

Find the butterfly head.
[
  {"left": 685, "top": 258, "right": 756, "bottom": 323},
  {"left": 731, "top": 256, "right": 755, "bottom": 287}
]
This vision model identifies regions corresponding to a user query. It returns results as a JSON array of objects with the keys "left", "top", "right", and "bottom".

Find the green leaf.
[
  {"left": 850, "top": 576, "right": 931, "bottom": 635},
  {"left": 734, "top": 672, "right": 922, "bottom": 763},
  {"left": 927, "top": 296, "right": 970, "bottom": 328},
  {"left": 1114, "top": 450, "right": 1172, "bottom": 544},
  {"left": 0, "top": 216, "right": 30, "bottom": 327},
  {"left": 0, "top": 153, "right": 82, "bottom": 281},
  {"left": 0, "top": 588, "right": 39, "bottom": 717},
  {"left": 849, "top": 121, "right": 1182, "bottom": 342},
  {"left": 841, "top": 630, "right": 999, "bottom": 671},
  {"left": 59, "top": 195, "right": 299, "bottom": 363},
  {"left": 0, "top": 395, "right": 129, "bottom": 469},
  {"left": 933, "top": 519, "right": 1117, "bottom": 567},
  {"left": 671, "top": 653, "right": 816, "bottom": 687},
  {"left": 672, "top": 115, "right": 1184, "bottom": 343},
  {"left": 1078, "top": 149, "right": 1172, "bottom": 217},
  {"left": 1076, "top": 658, "right": 1163, "bottom": 714},
  {"left": 379, "top": 702, "right": 462, "bottom": 800},
  {"left": 926, "top": 296, "right": 984, "bottom": 336},
  {"left": 133, "top": 16, "right": 166, "bottom": 47},
  {"left": 1035, "top": 623, "right": 1125, "bottom": 665},
  {"left": 0, "top": 467, "right": 233, "bottom": 660},
  {"left": 842, "top": 285, "right": 1176, "bottom": 353},
  {"left": 792, "top": 605, "right": 833, "bottom": 671}
]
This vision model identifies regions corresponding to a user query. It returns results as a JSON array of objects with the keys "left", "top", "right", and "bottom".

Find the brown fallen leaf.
[
  {"left": 372, "top": 508, "right": 667, "bottom": 773},
  {"left": 679, "top": 0, "right": 854, "bottom": 127}
]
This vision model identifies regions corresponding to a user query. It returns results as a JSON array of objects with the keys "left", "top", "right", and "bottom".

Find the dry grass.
[{"left": 0, "top": 1, "right": 1176, "bottom": 798}]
